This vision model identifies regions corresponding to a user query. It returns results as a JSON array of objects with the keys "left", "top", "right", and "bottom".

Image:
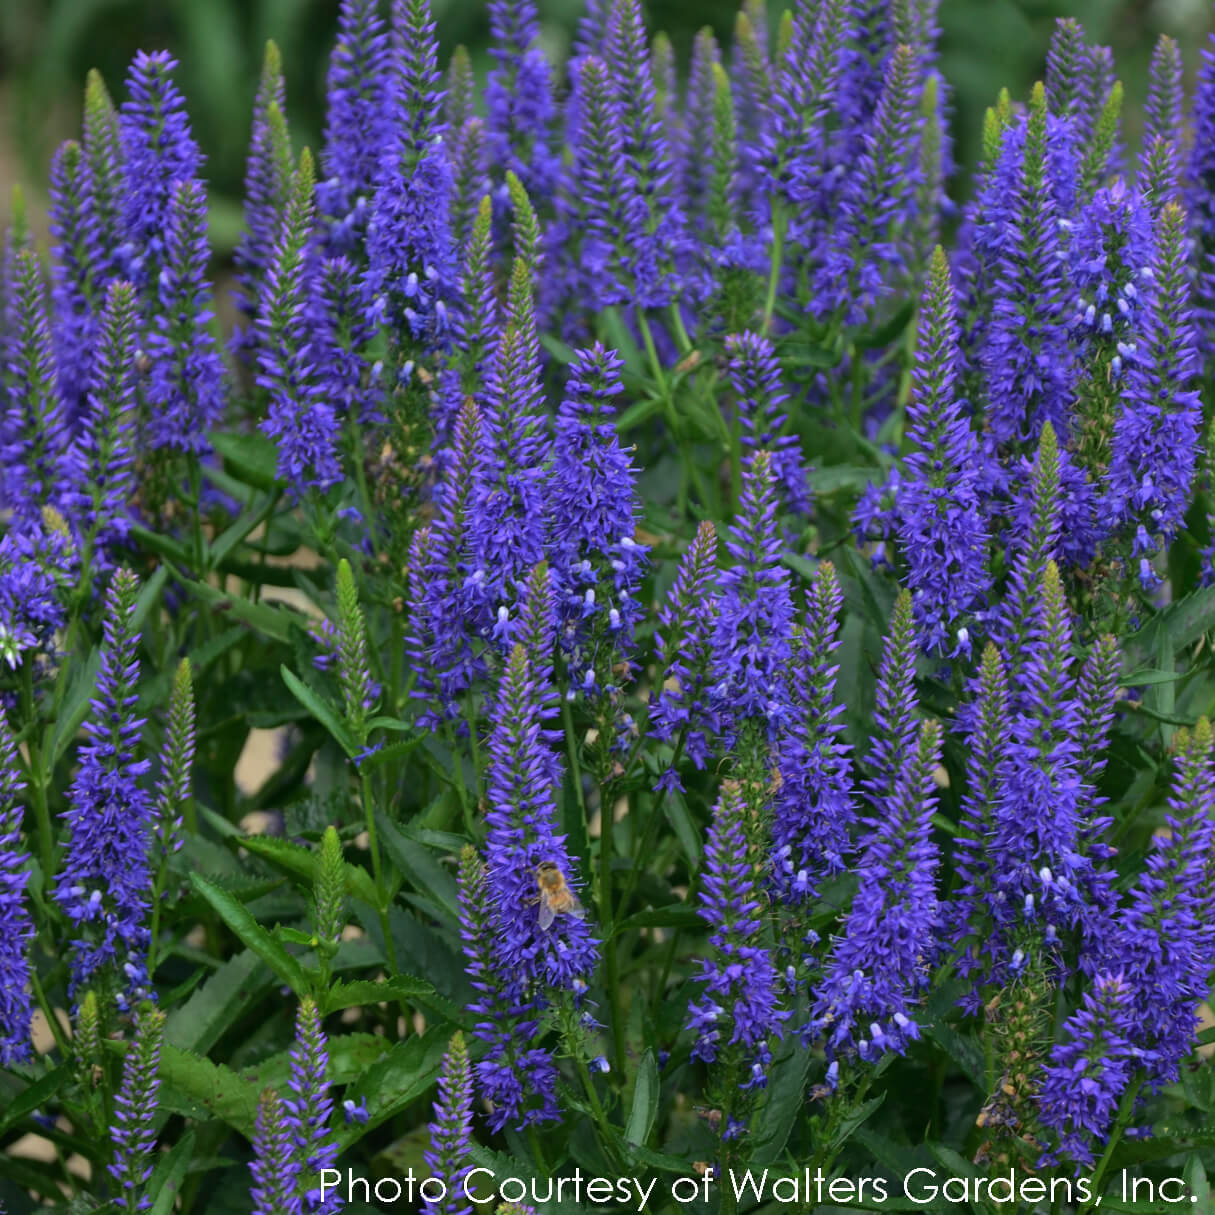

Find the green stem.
[
  {"left": 576, "top": 1055, "right": 623, "bottom": 1168},
  {"left": 359, "top": 768, "right": 397, "bottom": 973},
  {"left": 1078, "top": 1072, "right": 1143, "bottom": 1215},
  {"left": 29, "top": 967, "right": 70, "bottom": 1057},
  {"left": 561, "top": 702, "right": 588, "bottom": 822},
  {"left": 762, "top": 204, "right": 788, "bottom": 334}
]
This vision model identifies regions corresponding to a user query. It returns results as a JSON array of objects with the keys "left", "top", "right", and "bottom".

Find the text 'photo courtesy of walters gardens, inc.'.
[
  {"left": 319, "top": 1165, "right": 1208, "bottom": 1210},
  {"left": 13, "top": 0, "right": 1215, "bottom": 1209}
]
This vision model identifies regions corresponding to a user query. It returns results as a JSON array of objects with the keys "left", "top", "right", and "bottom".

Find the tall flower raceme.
[
  {"left": 108, "top": 1004, "right": 166, "bottom": 1212},
  {"left": 813, "top": 42, "right": 922, "bottom": 326},
  {"left": 1107, "top": 201, "right": 1202, "bottom": 584},
  {"left": 808, "top": 718, "right": 942, "bottom": 1063},
  {"left": 687, "top": 781, "right": 786, "bottom": 1095},
  {"left": 950, "top": 643, "right": 1011, "bottom": 1008},
  {"left": 1038, "top": 973, "right": 1138, "bottom": 1168},
  {"left": 1143, "top": 35, "right": 1183, "bottom": 152},
  {"left": 723, "top": 331, "right": 810, "bottom": 516},
  {"left": 153, "top": 657, "right": 195, "bottom": 858},
  {"left": 365, "top": 0, "right": 457, "bottom": 356},
  {"left": 548, "top": 343, "right": 647, "bottom": 695},
  {"left": 677, "top": 29, "right": 722, "bottom": 237},
  {"left": 48, "top": 139, "right": 104, "bottom": 422},
  {"left": 458, "top": 845, "right": 559, "bottom": 1131},
  {"left": 602, "top": 0, "right": 687, "bottom": 310},
  {"left": 770, "top": 561, "right": 856, "bottom": 907},
  {"left": 860, "top": 588, "right": 918, "bottom": 810},
  {"left": 0, "top": 705, "right": 34, "bottom": 1066},
  {"left": 981, "top": 84, "right": 1074, "bottom": 448},
  {"left": 545, "top": 55, "right": 632, "bottom": 326},
  {"left": 319, "top": 0, "right": 389, "bottom": 250},
  {"left": 232, "top": 42, "right": 292, "bottom": 357},
  {"left": 0, "top": 512, "right": 75, "bottom": 676},
  {"left": 895, "top": 246, "right": 988, "bottom": 656},
  {"left": 257, "top": 149, "right": 343, "bottom": 492},
  {"left": 469, "top": 259, "right": 549, "bottom": 619},
  {"left": 650, "top": 520, "right": 720, "bottom": 790},
  {"left": 485, "top": 0, "right": 559, "bottom": 210},
  {"left": 55, "top": 569, "right": 154, "bottom": 1002},
  {"left": 407, "top": 401, "right": 484, "bottom": 725},
  {"left": 143, "top": 179, "right": 225, "bottom": 457},
  {"left": 2, "top": 248, "right": 77, "bottom": 523},
  {"left": 284, "top": 998, "right": 341, "bottom": 1214},
  {"left": 1189, "top": 33, "right": 1215, "bottom": 358},
  {"left": 423, "top": 1032, "right": 474, "bottom": 1215},
  {"left": 117, "top": 50, "right": 202, "bottom": 293},
  {"left": 250, "top": 1087, "right": 302, "bottom": 1215},
  {"left": 83, "top": 69, "right": 125, "bottom": 283},
  {"left": 709, "top": 451, "right": 795, "bottom": 743},
  {"left": 991, "top": 561, "right": 1089, "bottom": 967},
  {"left": 484, "top": 643, "right": 597, "bottom": 989},
  {"left": 79, "top": 280, "right": 138, "bottom": 571},
  {"left": 1066, "top": 178, "right": 1152, "bottom": 502},
  {"left": 1095, "top": 721, "right": 1215, "bottom": 1089}
]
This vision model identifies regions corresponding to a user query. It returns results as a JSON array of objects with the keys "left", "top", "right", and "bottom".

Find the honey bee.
[{"left": 534, "top": 861, "right": 584, "bottom": 931}]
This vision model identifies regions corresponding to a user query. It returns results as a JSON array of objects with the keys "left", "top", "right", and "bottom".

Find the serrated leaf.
[
  {"left": 376, "top": 811, "right": 460, "bottom": 921},
  {"left": 619, "top": 903, "right": 702, "bottom": 934},
  {"left": 164, "top": 950, "right": 276, "bottom": 1055},
  {"left": 211, "top": 430, "right": 280, "bottom": 491},
  {"left": 339, "top": 1027, "right": 450, "bottom": 1147},
  {"left": 176, "top": 575, "right": 303, "bottom": 644},
  {"left": 282, "top": 666, "right": 360, "bottom": 758},
  {"left": 625, "top": 1049, "right": 658, "bottom": 1149},
  {"left": 0, "top": 1064, "right": 71, "bottom": 1135},
  {"left": 751, "top": 1039, "right": 812, "bottom": 1164},
  {"left": 156, "top": 1045, "right": 260, "bottom": 1137},
  {"left": 238, "top": 833, "right": 379, "bottom": 907},
  {"left": 188, "top": 873, "right": 310, "bottom": 996},
  {"left": 1187, "top": 1156, "right": 1212, "bottom": 1215},
  {"left": 146, "top": 1129, "right": 196, "bottom": 1215},
  {"left": 323, "top": 977, "right": 434, "bottom": 1015}
]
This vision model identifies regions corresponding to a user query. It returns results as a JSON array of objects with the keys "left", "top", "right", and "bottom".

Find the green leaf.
[
  {"left": 146, "top": 1129, "right": 196, "bottom": 1215},
  {"left": 376, "top": 811, "right": 461, "bottom": 921},
  {"left": 323, "top": 977, "right": 434, "bottom": 1015},
  {"left": 1125, "top": 584, "right": 1215, "bottom": 669},
  {"left": 751, "top": 1038, "right": 812, "bottom": 1164},
  {"left": 237, "top": 833, "right": 379, "bottom": 907},
  {"left": 281, "top": 666, "right": 360, "bottom": 758},
  {"left": 176, "top": 576, "right": 303, "bottom": 645},
  {"left": 209, "top": 492, "right": 281, "bottom": 569},
  {"left": 0, "top": 1065, "right": 71, "bottom": 1135},
  {"left": 1188, "top": 1156, "right": 1213, "bottom": 1215},
  {"left": 625, "top": 1049, "right": 658, "bottom": 1149},
  {"left": 188, "top": 873, "right": 310, "bottom": 996},
  {"left": 339, "top": 1027, "right": 450, "bottom": 1147},
  {"left": 211, "top": 431, "right": 280, "bottom": 491},
  {"left": 164, "top": 950, "right": 276, "bottom": 1055},
  {"left": 156, "top": 1045, "right": 260, "bottom": 1137},
  {"left": 618, "top": 903, "right": 702, "bottom": 934}
]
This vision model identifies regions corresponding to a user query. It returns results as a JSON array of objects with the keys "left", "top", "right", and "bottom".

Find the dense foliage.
[{"left": 6, "top": 1, "right": 1215, "bottom": 1212}]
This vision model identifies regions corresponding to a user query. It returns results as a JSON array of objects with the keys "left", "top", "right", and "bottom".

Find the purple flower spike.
[
  {"left": 485, "top": 644, "right": 597, "bottom": 989},
  {"left": 284, "top": 998, "right": 340, "bottom": 1213},
  {"left": 108, "top": 1004, "right": 166, "bottom": 1212},
  {"left": 250, "top": 1087, "right": 302, "bottom": 1215},
  {"left": 688, "top": 781, "right": 787, "bottom": 1089},
  {"left": 55, "top": 569, "right": 154, "bottom": 1002},
  {"left": 1038, "top": 973, "right": 1138, "bottom": 1167},
  {"left": 808, "top": 719, "right": 942, "bottom": 1062},
  {"left": 651, "top": 521, "right": 720, "bottom": 787},
  {"left": 724, "top": 331, "right": 810, "bottom": 517},
  {"left": 771, "top": 561, "right": 856, "bottom": 904},
  {"left": 319, "top": 0, "right": 390, "bottom": 247},
  {"left": 423, "top": 1033, "right": 474, "bottom": 1215},
  {"left": 710, "top": 451, "right": 795, "bottom": 739},
  {"left": 897, "top": 247, "right": 988, "bottom": 655},
  {"left": 145, "top": 180, "right": 225, "bottom": 455},
  {"left": 118, "top": 50, "right": 202, "bottom": 291},
  {"left": 0, "top": 705, "right": 34, "bottom": 1067},
  {"left": 458, "top": 845, "right": 560, "bottom": 1132}
]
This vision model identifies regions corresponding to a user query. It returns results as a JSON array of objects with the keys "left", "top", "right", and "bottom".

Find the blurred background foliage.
[{"left": 1, "top": 0, "right": 1214, "bottom": 250}]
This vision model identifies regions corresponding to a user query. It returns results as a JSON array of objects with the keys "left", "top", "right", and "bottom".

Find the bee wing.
[
  {"left": 567, "top": 894, "right": 585, "bottom": 919},
  {"left": 538, "top": 901, "right": 556, "bottom": 931}
]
